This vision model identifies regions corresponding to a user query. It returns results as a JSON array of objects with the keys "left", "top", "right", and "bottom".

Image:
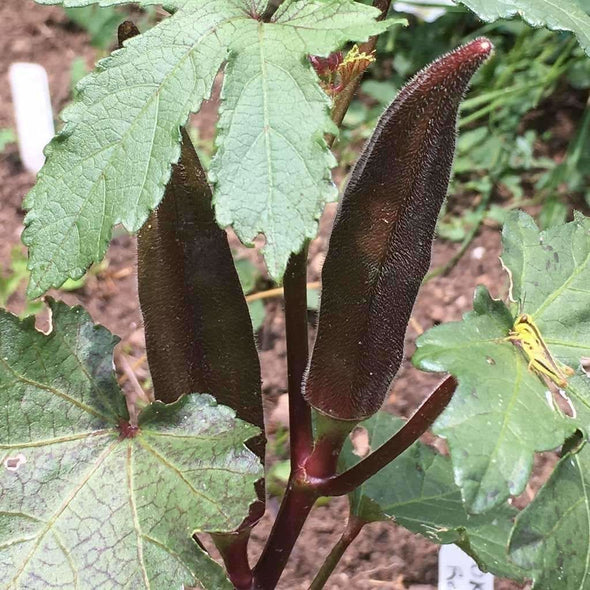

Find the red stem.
[
  {"left": 314, "top": 376, "right": 457, "bottom": 496},
  {"left": 210, "top": 530, "right": 253, "bottom": 590},
  {"left": 283, "top": 245, "right": 314, "bottom": 469},
  {"left": 252, "top": 479, "right": 318, "bottom": 590},
  {"left": 252, "top": 420, "right": 353, "bottom": 589}
]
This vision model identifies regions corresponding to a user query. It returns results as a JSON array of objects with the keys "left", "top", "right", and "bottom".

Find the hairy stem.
[
  {"left": 309, "top": 515, "right": 366, "bottom": 590},
  {"left": 315, "top": 377, "right": 457, "bottom": 496},
  {"left": 284, "top": 244, "right": 313, "bottom": 469}
]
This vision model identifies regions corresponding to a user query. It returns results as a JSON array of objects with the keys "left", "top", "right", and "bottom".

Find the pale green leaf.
[
  {"left": 0, "top": 301, "right": 261, "bottom": 589},
  {"left": 414, "top": 213, "right": 590, "bottom": 514},
  {"left": 23, "top": 1, "right": 238, "bottom": 297},
  {"left": 25, "top": 0, "right": 394, "bottom": 295},
  {"left": 341, "top": 412, "right": 525, "bottom": 580},
  {"left": 454, "top": 0, "right": 590, "bottom": 56},
  {"left": 211, "top": 1, "right": 394, "bottom": 280},
  {"left": 509, "top": 443, "right": 590, "bottom": 589}
]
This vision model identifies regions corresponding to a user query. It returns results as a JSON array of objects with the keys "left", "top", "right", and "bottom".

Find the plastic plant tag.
[
  {"left": 439, "top": 545, "right": 494, "bottom": 590},
  {"left": 9, "top": 63, "right": 55, "bottom": 174},
  {"left": 393, "top": 0, "right": 454, "bottom": 22}
]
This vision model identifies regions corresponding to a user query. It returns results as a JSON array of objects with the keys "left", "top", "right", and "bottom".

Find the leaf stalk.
[
  {"left": 211, "top": 530, "right": 254, "bottom": 590},
  {"left": 308, "top": 515, "right": 366, "bottom": 590},
  {"left": 313, "top": 376, "right": 457, "bottom": 497},
  {"left": 252, "top": 374, "right": 455, "bottom": 589}
]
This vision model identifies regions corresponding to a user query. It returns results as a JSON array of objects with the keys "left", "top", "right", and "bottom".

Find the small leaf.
[
  {"left": 65, "top": 6, "right": 124, "bottom": 49},
  {"left": 455, "top": 0, "right": 590, "bottom": 57},
  {"left": 341, "top": 412, "right": 525, "bottom": 580},
  {"left": 0, "top": 129, "right": 16, "bottom": 152},
  {"left": 509, "top": 443, "right": 590, "bottom": 589},
  {"left": 0, "top": 301, "right": 261, "bottom": 589},
  {"left": 305, "top": 38, "right": 494, "bottom": 420},
  {"left": 248, "top": 299, "right": 266, "bottom": 332},
  {"left": 235, "top": 258, "right": 261, "bottom": 296}
]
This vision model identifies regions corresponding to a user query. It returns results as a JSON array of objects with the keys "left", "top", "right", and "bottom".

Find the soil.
[{"left": 2, "top": 2, "right": 580, "bottom": 588}]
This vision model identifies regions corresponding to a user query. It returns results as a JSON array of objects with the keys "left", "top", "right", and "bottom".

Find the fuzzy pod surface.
[{"left": 304, "top": 38, "right": 494, "bottom": 421}]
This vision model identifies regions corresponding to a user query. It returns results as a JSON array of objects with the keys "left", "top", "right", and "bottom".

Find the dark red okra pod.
[{"left": 304, "top": 38, "right": 494, "bottom": 421}]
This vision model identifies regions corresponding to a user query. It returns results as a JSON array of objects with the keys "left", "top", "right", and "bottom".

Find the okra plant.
[{"left": 2, "top": 1, "right": 590, "bottom": 589}]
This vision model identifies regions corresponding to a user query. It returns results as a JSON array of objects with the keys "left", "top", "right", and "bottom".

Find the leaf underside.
[
  {"left": 24, "top": 0, "right": 392, "bottom": 297},
  {"left": 0, "top": 301, "right": 261, "bottom": 589}
]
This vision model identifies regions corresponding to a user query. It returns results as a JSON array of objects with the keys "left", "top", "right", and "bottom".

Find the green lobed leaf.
[
  {"left": 454, "top": 0, "right": 590, "bottom": 57},
  {"left": 414, "top": 212, "right": 590, "bottom": 513},
  {"left": 509, "top": 443, "right": 590, "bottom": 589},
  {"left": 210, "top": 1, "right": 394, "bottom": 280},
  {"left": 414, "top": 286, "right": 576, "bottom": 513},
  {"left": 341, "top": 412, "right": 525, "bottom": 580},
  {"left": 24, "top": 1, "right": 235, "bottom": 298},
  {"left": 0, "top": 301, "right": 261, "bottom": 589},
  {"left": 25, "top": 0, "right": 392, "bottom": 297}
]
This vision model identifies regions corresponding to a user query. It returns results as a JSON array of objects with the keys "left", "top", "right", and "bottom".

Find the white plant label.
[
  {"left": 393, "top": 0, "right": 454, "bottom": 22},
  {"left": 438, "top": 544, "right": 494, "bottom": 590},
  {"left": 9, "top": 62, "right": 55, "bottom": 174}
]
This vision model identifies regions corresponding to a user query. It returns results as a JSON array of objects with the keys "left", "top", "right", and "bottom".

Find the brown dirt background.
[{"left": 3, "top": 2, "right": 582, "bottom": 588}]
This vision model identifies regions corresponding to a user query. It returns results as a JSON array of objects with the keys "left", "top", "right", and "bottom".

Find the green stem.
[{"left": 309, "top": 515, "right": 366, "bottom": 590}]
